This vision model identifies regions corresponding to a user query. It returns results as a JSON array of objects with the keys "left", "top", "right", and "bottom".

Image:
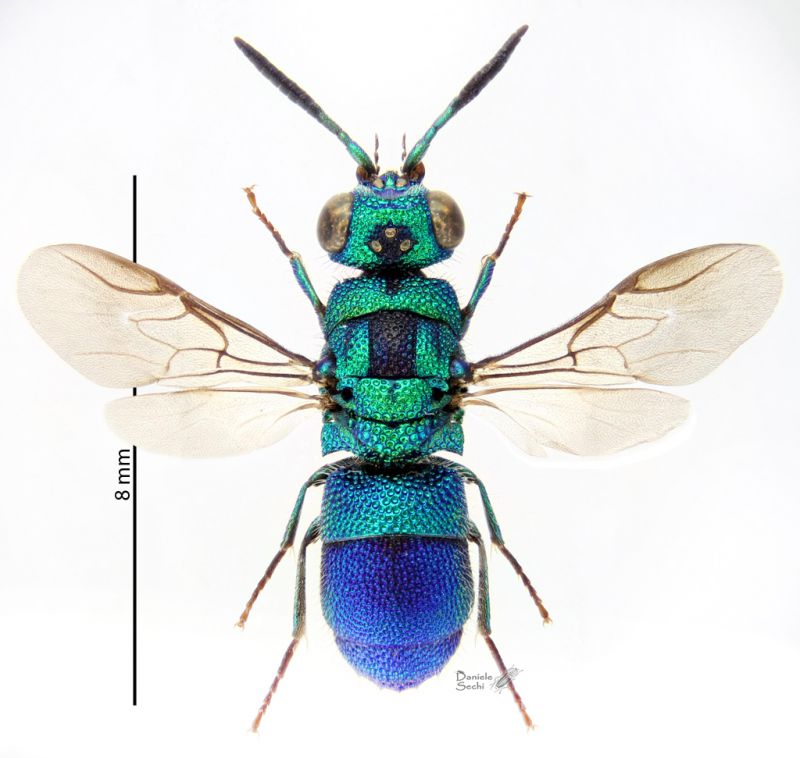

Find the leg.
[
  {"left": 251, "top": 517, "right": 321, "bottom": 732},
  {"left": 453, "top": 463, "right": 551, "bottom": 624},
  {"left": 461, "top": 192, "right": 528, "bottom": 334},
  {"left": 243, "top": 185, "right": 325, "bottom": 319},
  {"left": 468, "top": 522, "right": 534, "bottom": 729},
  {"left": 236, "top": 462, "right": 339, "bottom": 628}
]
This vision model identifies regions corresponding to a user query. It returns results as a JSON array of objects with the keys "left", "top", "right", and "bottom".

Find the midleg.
[
  {"left": 461, "top": 192, "right": 528, "bottom": 333},
  {"left": 250, "top": 517, "right": 321, "bottom": 732},
  {"left": 468, "top": 521, "right": 534, "bottom": 729},
  {"left": 237, "top": 462, "right": 341, "bottom": 628},
  {"left": 453, "top": 462, "right": 551, "bottom": 624},
  {"left": 243, "top": 185, "right": 325, "bottom": 319}
]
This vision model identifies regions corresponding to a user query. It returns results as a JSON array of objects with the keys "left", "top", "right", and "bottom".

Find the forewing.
[
  {"left": 465, "top": 244, "right": 780, "bottom": 457},
  {"left": 18, "top": 244, "right": 315, "bottom": 389},
  {"left": 106, "top": 389, "right": 321, "bottom": 457},
  {"left": 464, "top": 387, "right": 689, "bottom": 457},
  {"left": 471, "top": 244, "right": 781, "bottom": 388}
]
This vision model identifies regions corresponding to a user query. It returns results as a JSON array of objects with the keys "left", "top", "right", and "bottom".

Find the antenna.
[
  {"left": 235, "top": 37, "right": 378, "bottom": 175},
  {"left": 402, "top": 26, "right": 528, "bottom": 174}
]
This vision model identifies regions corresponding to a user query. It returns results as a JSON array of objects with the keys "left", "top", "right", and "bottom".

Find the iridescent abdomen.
[{"left": 320, "top": 459, "right": 473, "bottom": 689}]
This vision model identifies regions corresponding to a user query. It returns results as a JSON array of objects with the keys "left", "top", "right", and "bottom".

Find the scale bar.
[{"left": 132, "top": 174, "right": 138, "bottom": 707}]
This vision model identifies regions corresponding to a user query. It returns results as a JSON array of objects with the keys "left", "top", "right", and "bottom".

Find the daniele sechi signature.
[{"left": 455, "top": 667, "right": 522, "bottom": 693}]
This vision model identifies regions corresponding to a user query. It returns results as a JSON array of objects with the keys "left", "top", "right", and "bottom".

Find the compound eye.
[
  {"left": 317, "top": 192, "right": 353, "bottom": 253},
  {"left": 427, "top": 191, "right": 465, "bottom": 249}
]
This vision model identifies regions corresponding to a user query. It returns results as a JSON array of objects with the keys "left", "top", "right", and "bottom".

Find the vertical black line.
[
  {"left": 132, "top": 175, "right": 137, "bottom": 265},
  {"left": 132, "top": 174, "right": 138, "bottom": 707}
]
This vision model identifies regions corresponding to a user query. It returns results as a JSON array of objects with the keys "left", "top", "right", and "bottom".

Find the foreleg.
[
  {"left": 244, "top": 185, "right": 325, "bottom": 320},
  {"left": 461, "top": 192, "right": 528, "bottom": 334}
]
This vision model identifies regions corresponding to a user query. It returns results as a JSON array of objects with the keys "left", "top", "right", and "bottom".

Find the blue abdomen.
[
  {"left": 321, "top": 537, "right": 473, "bottom": 689},
  {"left": 319, "top": 459, "right": 473, "bottom": 689}
]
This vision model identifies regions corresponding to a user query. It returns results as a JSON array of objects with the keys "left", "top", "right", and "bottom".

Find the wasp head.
[{"left": 316, "top": 171, "right": 464, "bottom": 271}]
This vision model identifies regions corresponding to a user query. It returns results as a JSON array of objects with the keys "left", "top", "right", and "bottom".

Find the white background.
[{"left": 2, "top": 1, "right": 798, "bottom": 756}]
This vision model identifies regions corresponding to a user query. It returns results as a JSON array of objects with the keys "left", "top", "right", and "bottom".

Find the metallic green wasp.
[{"left": 17, "top": 26, "right": 782, "bottom": 730}]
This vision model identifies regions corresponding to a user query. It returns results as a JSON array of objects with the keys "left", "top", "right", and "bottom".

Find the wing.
[
  {"left": 465, "top": 244, "right": 781, "bottom": 456},
  {"left": 18, "top": 244, "right": 315, "bottom": 389},
  {"left": 106, "top": 389, "right": 321, "bottom": 457},
  {"left": 19, "top": 245, "right": 322, "bottom": 456},
  {"left": 463, "top": 387, "right": 689, "bottom": 457}
]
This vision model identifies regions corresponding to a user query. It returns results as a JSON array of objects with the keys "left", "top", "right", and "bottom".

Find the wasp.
[{"left": 17, "top": 26, "right": 782, "bottom": 730}]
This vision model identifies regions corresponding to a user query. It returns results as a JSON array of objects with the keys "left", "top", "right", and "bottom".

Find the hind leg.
[
  {"left": 468, "top": 521, "right": 534, "bottom": 729},
  {"left": 250, "top": 517, "right": 320, "bottom": 732}
]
